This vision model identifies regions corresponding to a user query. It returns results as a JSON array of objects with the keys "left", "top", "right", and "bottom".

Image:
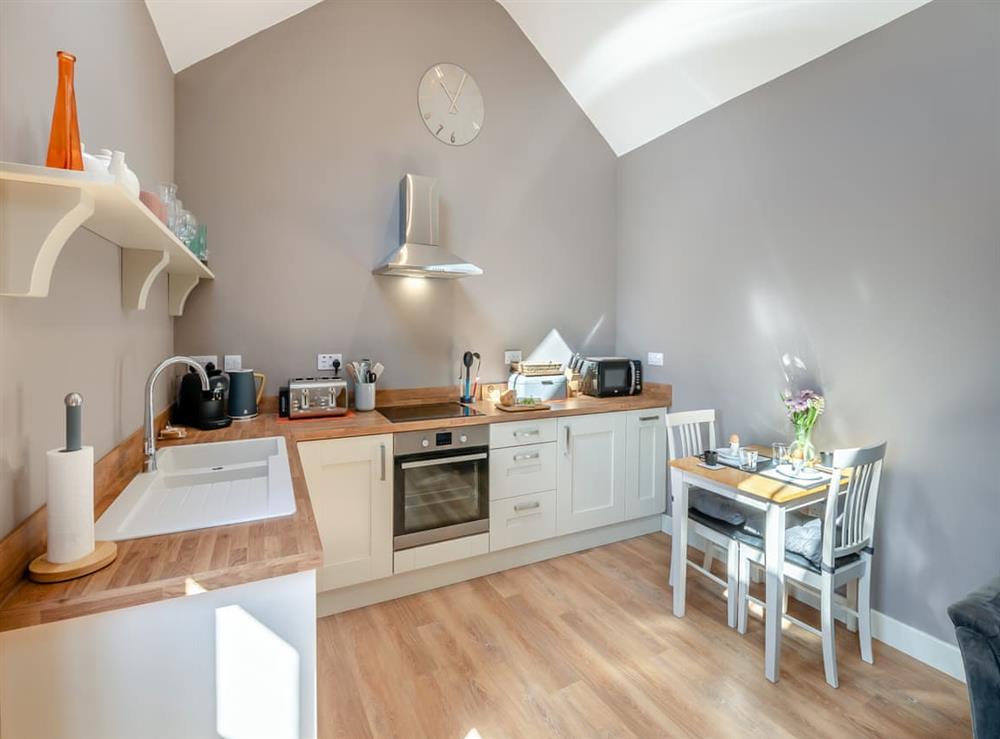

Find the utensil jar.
[{"left": 355, "top": 382, "right": 376, "bottom": 412}]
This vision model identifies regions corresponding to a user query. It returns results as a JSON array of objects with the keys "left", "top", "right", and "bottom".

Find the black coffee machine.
[{"left": 174, "top": 363, "right": 232, "bottom": 430}]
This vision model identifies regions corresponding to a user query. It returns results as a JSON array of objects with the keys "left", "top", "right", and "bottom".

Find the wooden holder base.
[
  {"left": 496, "top": 402, "right": 552, "bottom": 413},
  {"left": 28, "top": 541, "right": 118, "bottom": 583}
]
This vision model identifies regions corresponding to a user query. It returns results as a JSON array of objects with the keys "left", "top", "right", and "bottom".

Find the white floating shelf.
[{"left": 0, "top": 161, "right": 214, "bottom": 316}]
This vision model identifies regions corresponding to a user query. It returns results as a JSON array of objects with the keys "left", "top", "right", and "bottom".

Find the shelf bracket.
[
  {"left": 122, "top": 249, "right": 169, "bottom": 311},
  {"left": 0, "top": 180, "right": 95, "bottom": 297},
  {"left": 168, "top": 273, "right": 201, "bottom": 317}
]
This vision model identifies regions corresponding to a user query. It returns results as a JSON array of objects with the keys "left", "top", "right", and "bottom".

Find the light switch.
[
  {"left": 224, "top": 355, "right": 242, "bottom": 371},
  {"left": 648, "top": 352, "right": 664, "bottom": 367}
]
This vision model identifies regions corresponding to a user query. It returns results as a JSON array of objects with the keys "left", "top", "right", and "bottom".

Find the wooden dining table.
[{"left": 669, "top": 444, "right": 840, "bottom": 683}]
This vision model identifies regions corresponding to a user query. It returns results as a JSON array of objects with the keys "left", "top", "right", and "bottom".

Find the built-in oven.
[{"left": 393, "top": 425, "right": 490, "bottom": 551}]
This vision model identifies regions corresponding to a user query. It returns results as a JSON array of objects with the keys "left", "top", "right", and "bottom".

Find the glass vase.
[
  {"left": 788, "top": 428, "right": 817, "bottom": 473},
  {"left": 46, "top": 51, "right": 83, "bottom": 170}
]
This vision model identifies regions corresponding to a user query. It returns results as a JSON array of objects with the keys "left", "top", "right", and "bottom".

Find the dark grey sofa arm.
[{"left": 948, "top": 576, "right": 1000, "bottom": 739}]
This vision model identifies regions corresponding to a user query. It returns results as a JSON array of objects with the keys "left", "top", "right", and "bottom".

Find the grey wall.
[
  {"left": 617, "top": 0, "right": 1000, "bottom": 643},
  {"left": 173, "top": 0, "right": 617, "bottom": 391},
  {"left": 0, "top": 0, "right": 175, "bottom": 537}
]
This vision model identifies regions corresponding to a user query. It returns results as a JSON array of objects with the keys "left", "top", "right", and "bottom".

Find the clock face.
[{"left": 418, "top": 63, "right": 484, "bottom": 146}]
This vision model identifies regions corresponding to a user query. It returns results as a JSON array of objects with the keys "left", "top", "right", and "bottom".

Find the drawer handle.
[
  {"left": 380, "top": 444, "right": 387, "bottom": 481},
  {"left": 513, "top": 452, "right": 540, "bottom": 462},
  {"left": 513, "top": 428, "right": 540, "bottom": 437},
  {"left": 639, "top": 415, "right": 659, "bottom": 422},
  {"left": 514, "top": 501, "right": 541, "bottom": 512}
]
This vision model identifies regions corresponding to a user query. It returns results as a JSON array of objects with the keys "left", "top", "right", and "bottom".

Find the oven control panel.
[{"left": 395, "top": 424, "right": 490, "bottom": 455}]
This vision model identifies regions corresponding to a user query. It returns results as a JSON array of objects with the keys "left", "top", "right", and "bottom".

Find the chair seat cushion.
[
  {"left": 688, "top": 488, "right": 749, "bottom": 525},
  {"left": 688, "top": 502, "right": 764, "bottom": 542},
  {"left": 734, "top": 519, "right": 861, "bottom": 574}
]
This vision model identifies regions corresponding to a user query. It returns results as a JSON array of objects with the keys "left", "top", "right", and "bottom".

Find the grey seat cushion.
[
  {"left": 688, "top": 488, "right": 749, "bottom": 525},
  {"left": 683, "top": 491, "right": 856, "bottom": 574},
  {"left": 734, "top": 518, "right": 860, "bottom": 574}
]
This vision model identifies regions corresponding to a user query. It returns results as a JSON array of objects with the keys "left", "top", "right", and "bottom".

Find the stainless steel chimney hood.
[{"left": 373, "top": 174, "right": 483, "bottom": 278}]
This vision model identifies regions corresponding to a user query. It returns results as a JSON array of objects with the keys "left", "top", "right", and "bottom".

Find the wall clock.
[{"left": 418, "top": 63, "right": 484, "bottom": 146}]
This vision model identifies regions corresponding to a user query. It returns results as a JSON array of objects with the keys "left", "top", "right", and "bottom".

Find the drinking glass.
[
  {"left": 171, "top": 198, "right": 185, "bottom": 236},
  {"left": 772, "top": 442, "right": 789, "bottom": 467},
  {"left": 159, "top": 183, "right": 178, "bottom": 230},
  {"left": 739, "top": 448, "right": 759, "bottom": 471}
]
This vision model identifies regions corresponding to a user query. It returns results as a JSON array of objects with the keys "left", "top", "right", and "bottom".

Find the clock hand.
[
  {"left": 448, "top": 73, "right": 468, "bottom": 114},
  {"left": 437, "top": 79, "right": 458, "bottom": 109}
]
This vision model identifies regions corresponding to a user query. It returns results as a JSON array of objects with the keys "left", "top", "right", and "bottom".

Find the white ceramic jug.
[
  {"left": 108, "top": 150, "right": 140, "bottom": 197},
  {"left": 81, "top": 143, "right": 110, "bottom": 175}
]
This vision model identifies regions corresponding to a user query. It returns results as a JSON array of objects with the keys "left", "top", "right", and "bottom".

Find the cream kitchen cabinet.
[
  {"left": 298, "top": 435, "right": 393, "bottom": 591},
  {"left": 556, "top": 413, "right": 627, "bottom": 535},
  {"left": 624, "top": 408, "right": 667, "bottom": 519}
]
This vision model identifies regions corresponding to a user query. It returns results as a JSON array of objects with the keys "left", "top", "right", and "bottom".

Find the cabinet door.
[
  {"left": 297, "top": 435, "right": 393, "bottom": 591},
  {"left": 625, "top": 409, "right": 667, "bottom": 519},
  {"left": 556, "top": 413, "right": 626, "bottom": 535}
]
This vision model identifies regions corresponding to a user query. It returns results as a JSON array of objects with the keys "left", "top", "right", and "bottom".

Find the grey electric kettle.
[{"left": 227, "top": 369, "right": 266, "bottom": 420}]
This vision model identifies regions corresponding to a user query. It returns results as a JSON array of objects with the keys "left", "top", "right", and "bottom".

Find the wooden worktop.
[{"left": 0, "top": 384, "right": 671, "bottom": 632}]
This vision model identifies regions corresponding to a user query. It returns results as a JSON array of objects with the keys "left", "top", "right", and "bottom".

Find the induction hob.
[{"left": 376, "top": 402, "right": 484, "bottom": 423}]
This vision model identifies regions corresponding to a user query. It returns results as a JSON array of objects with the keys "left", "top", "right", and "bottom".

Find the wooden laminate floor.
[{"left": 317, "top": 533, "right": 971, "bottom": 738}]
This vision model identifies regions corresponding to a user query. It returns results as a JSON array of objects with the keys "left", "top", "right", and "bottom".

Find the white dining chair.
[
  {"left": 736, "top": 442, "right": 888, "bottom": 687},
  {"left": 666, "top": 409, "right": 751, "bottom": 627}
]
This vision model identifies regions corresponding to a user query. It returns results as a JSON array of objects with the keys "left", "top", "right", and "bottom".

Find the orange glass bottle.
[{"left": 45, "top": 51, "right": 83, "bottom": 170}]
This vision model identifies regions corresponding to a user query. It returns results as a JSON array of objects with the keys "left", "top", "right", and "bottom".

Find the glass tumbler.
[
  {"left": 772, "top": 442, "right": 789, "bottom": 467},
  {"left": 739, "top": 448, "right": 759, "bottom": 471}
]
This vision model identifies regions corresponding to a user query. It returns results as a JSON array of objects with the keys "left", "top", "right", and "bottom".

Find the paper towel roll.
[{"left": 46, "top": 446, "right": 95, "bottom": 564}]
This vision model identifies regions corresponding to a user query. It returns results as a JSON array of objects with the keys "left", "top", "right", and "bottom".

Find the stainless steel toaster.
[{"left": 288, "top": 377, "right": 349, "bottom": 418}]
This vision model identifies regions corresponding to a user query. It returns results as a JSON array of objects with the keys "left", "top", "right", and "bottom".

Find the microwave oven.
[{"left": 580, "top": 357, "right": 642, "bottom": 397}]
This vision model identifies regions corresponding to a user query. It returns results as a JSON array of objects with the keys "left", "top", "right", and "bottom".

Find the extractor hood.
[{"left": 373, "top": 174, "right": 483, "bottom": 278}]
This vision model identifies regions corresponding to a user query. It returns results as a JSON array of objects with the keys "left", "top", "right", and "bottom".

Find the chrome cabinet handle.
[
  {"left": 514, "top": 501, "right": 541, "bottom": 512},
  {"left": 513, "top": 451, "right": 540, "bottom": 462},
  {"left": 380, "top": 444, "right": 386, "bottom": 481},
  {"left": 513, "top": 428, "right": 540, "bottom": 437},
  {"left": 564, "top": 425, "right": 571, "bottom": 456},
  {"left": 401, "top": 452, "right": 488, "bottom": 470},
  {"left": 639, "top": 415, "right": 659, "bottom": 422}
]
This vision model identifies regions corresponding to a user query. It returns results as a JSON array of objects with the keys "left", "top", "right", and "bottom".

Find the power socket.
[
  {"left": 317, "top": 353, "right": 342, "bottom": 371},
  {"left": 647, "top": 352, "right": 664, "bottom": 367},
  {"left": 191, "top": 355, "right": 218, "bottom": 369},
  {"left": 224, "top": 354, "right": 242, "bottom": 372},
  {"left": 504, "top": 350, "right": 522, "bottom": 364}
]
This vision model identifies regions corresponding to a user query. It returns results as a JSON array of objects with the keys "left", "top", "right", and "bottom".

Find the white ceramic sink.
[{"left": 95, "top": 436, "right": 296, "bottom": 541}]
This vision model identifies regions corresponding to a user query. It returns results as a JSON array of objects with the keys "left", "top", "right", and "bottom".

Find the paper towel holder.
[{"left": 28, "top": 393, "right": 118, "bottom": 584}]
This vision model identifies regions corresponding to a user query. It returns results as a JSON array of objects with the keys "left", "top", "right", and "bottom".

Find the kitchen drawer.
[
  {"left": 489, "top": 489, "right": 557, "bottom": 552},
  {"left": 489, "top": 442, "right": 557, "bottom": 500},
  {"left": 489, "top": 418, "right": 557, "bottom": 449},
  {"left": 394, "top": 533, "right": 489, "bottom": 574}
]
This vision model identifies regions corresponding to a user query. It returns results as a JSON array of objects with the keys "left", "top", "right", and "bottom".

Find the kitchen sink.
[{"left": 95, "top": 436, "right": 296, "bottom": 541}]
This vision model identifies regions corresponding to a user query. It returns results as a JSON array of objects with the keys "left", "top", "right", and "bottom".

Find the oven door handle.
[{"left": 400, "top": 452, "right": 488, "bottom": 470}]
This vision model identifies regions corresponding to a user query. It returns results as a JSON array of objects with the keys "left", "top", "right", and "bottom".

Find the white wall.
[{"left": 617, "top": 0, "right": 1000, "bottom": 644}]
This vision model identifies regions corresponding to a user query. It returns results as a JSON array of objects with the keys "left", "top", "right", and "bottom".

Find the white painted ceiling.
[
  {"left": 146, "top": 0, "right": 929, "bottom": 155},
  {"left": 498, "top": 0, "right": 930, "bottom": 155},
  {"left": 145, "top": 0, "right": 323, "bottom": 73}
]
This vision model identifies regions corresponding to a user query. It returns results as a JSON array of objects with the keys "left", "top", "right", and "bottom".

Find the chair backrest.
[
  {"left": 665, "top": 409, "right": 717, "bottom": 461},
  {"left": 821, "top": 442, "right": 888, "bottom": 566}
]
